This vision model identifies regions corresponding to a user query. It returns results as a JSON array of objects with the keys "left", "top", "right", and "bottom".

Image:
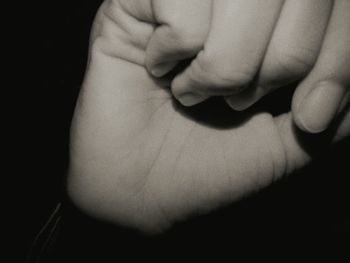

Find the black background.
[
  {"left": 13, "top": 0, "right": 349, "bottom": 261},
  {"left": 15, "top": 0, "right": 103, "bottom": 261}
]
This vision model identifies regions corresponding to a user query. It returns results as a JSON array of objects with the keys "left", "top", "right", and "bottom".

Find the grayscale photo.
[{"left": 18, "top": 0, "right": 350, "bottom": 262}]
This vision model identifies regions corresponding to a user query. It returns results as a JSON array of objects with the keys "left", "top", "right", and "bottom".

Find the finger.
[
  {"left": 292, "top": 0, "right": 350, "bottom": 133},
  {"left": 172, "top": 0, "right": 284, "bottom": 106},
  {"left": 333, "top": 95, "right": 350, "bottom": 142},
  {"left": 118, "top": 0, "right": 154, "bottom": 22},
  {"left": 226, "top": 0, "right": 334, "bottom": 111},
  {"left": 146, "top": 0, "right": 211, "bottom": 77},
  {"left": 98, "top": 0, "right": 156, "bottom": 66}
]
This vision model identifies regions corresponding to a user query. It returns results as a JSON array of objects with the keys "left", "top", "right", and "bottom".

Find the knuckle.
[
  {"left": 313, "top": 53, "right": 350, "bottom": 84},
  {"left": 273, "top": 46, "right": 316, "bottom": 77},
  {"left": 167, "top": 25, "right": 203, "bottom": 50},
  {"left": 191, "top": 51, "right": 255, "bottom": 92}
]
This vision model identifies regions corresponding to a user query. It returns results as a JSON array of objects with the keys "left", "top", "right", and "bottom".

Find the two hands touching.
[
  {"left": 67, "top": 0, "right": 350, "bottom": 233},
  {"left": 137, "top": 0, "right": 349, "bottom": 133}
]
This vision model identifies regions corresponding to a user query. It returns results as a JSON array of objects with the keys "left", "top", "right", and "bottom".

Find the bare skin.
[
  {"left": 67, "top": 0, "right": 350, "bottom": 233},
  {"left": 142, "top": 0, "right": 350, "bottom": 134}
]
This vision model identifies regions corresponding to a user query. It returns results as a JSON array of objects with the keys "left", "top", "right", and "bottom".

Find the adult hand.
[
  {"left": 67, "top": 0, "right": 350, "bottom": 233},
  {"left": 144, "top": 0, "right": 350, "bottom": 134}
]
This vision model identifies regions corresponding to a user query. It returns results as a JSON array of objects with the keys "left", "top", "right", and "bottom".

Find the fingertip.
[
  {"left": 293, "top": 110, "right": 324, "bottom": 134},
  {"left": 293, "top": 81, "right": 346, "bottom": 134},
  {"left": 225, "top": 96, "right": 252, "bottom": 111},
  {"left": 149, "top": 61, "right": 178, "bottom": 78},
  {"left": 171, "top": 68, "right": 206, "bottom": 106},
  {"left": 175, "top": 92, "right": 208, "bottom": 107},
  {"left": 225, "top": 87, "right": 265, "bottom": 111}
]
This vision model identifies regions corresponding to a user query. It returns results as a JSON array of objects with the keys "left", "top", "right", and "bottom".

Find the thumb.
[
  {"left": 146, "top": 0, "right": 211, "bottom": 77},
  {"left": 274, "top": 113, "right": 311, "bottom": 175}
]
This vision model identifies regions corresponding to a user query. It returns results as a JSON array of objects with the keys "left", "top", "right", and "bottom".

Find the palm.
[{"left": 69, "top": 53, "right": 307, "bottom": 232}]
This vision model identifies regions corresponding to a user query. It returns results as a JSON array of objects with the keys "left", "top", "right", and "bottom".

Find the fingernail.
[
  {"left": 298, "top": 82, "right": 345, "bottom": 133},
  {"left": 225, "top": 96, "right": 255, "bottom": 111},
  {"left": 177, "top": 93, "right": 207, "bottom": 106},
  {"left": 225, "top": 88, "right": 264, "bottom": 111},
  {"left": 150, "top": 62, "right": 177, "bottom": 77}
]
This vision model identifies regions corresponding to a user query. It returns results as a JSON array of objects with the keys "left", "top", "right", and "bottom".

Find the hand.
[
  {"left": 144, "top": 0, "right": 350, "bottom": 134},
  {"left": 67, "top": 0, "right": 350, "bottom": 233}
]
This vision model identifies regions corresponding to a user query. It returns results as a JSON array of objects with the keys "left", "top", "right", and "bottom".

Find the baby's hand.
[{"left": 144, "top": 0, "right": 350, "bottom": 134}]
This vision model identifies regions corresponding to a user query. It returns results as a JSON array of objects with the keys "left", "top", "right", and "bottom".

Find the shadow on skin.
[
  {"left": 159, "top": 58, "right": 296, "bottom": 129},
  {"left": 294, "top": 100, "right": 350, "bottom": 156},
  {"left": 169, "top": 75, "right": 339, "bottom": 158},
  {"left": 170, "top": 78, "right": 296, "bottom": 129},
  {"left": 172, "top": 97, "right": 252, "bottom": 129}
]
